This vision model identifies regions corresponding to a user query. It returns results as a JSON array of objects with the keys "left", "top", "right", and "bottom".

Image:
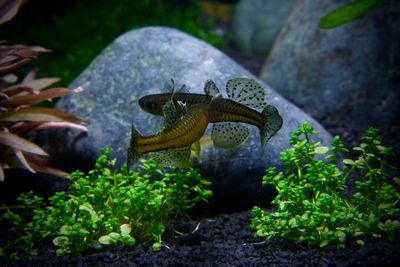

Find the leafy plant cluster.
[
  {"left": 0, "top": 0, "right": 225, "bottom": 85},
  {"left": 0, "top": 148, "right": 212, "bottom": 258},
  {"left": 251, "top": 122, "right": 399, "bottom": 248},
  {"left": 0, "top": 1, "right": 87, "bottom": 181}
]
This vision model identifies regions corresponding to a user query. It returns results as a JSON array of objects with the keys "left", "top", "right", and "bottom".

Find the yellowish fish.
[
  {"left": 138, "top": 78, "right": 283, "bottom": 149},
  {"left": 127, "top": 102, "right": 211, "bottom": 168}
]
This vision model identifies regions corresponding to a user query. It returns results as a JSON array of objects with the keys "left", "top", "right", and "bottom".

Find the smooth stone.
[
  {"left": 233, "top": 0, "right": 295, "bottom": 55},
  {"left": 47, "top": 26, "right": 332, "bottom": 211},
  {"left": 260, "top": 0, "right": 400, "bottom": 130}
]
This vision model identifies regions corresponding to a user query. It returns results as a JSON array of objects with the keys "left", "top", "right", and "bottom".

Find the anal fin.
[{"left": 149, "top": 147, "right": 191, "bottom": 168}]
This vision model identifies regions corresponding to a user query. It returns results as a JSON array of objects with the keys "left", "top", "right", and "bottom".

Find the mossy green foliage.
[
  {"left": 0, "top": 0, "right": 224, "bottom": 86},
  {"left": 251, "top": 122, "right": 399, "bottom": 248},
  {"left": 0, "top": 148, "right": 212, "bottom": 258},
  {"left": 319, "top": 0, "right": 384, "bottom": 29}
]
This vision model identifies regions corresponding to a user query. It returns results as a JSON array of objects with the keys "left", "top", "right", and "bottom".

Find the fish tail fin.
[
  {"left": 260, "top": 105, "right": 283, "bottom": 149},
  {"left": 127, "top": 123, "right": 142, "bottom": 170}
]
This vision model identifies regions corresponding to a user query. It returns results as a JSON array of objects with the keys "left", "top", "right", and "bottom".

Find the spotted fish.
[
  {"left": 127, "top": 96, "right": 219, "bottom": 168},
  {"left": 138, "top": 78, "right": 283, "bottom": 149}
]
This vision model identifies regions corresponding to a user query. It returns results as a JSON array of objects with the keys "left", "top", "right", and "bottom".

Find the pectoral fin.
[{"left": 211, "top": 122, "right": 250, "bottom": 149}]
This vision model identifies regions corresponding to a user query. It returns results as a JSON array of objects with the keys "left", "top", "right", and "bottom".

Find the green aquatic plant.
[
  {"left": 320, "top": 0, "right": 384, "bottom": 29},
  {"left": 0, "top": 148, "right": 212, "bottom": 258},
  {"left": 251, "top": 122, "right": 399, "bottom": 248}
]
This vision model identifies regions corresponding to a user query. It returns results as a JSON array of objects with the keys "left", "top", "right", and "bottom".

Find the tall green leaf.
[{"left": 319, "top": 0, "right": 384, "bottom": 29}]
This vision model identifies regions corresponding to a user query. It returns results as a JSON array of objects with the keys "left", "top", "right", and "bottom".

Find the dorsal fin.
[
  {"left": 226, "top": 78, "right": 267, "bottom": 109},
  {"left": 204, "top": 79, "right": 220, "bottom": 96},
  {"left": 163, "top": 78, "right": 175, "bottom": 93},
  {"left": 211, "top": 122, "right": 250, "bottom": 149}
]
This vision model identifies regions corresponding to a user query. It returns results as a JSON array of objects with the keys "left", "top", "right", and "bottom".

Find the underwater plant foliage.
[
  {"left": 0, "top": 1, "right": 88, "bottom": 181},
  {"left": 251, "top": 122, "right": 399, "bottom": 249},
  {"left": 319, "top": 0, "right": 384, "bottom": 29},
  {"left": 0, "top": 148, "right": 212, "bottom": 258},
  {"left": 0, "top": 0, "right": 225, "bottom": 86}
]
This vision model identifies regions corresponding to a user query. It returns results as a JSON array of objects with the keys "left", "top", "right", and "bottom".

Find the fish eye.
[{"left": 145, "top": 102, "right": 155, "bottom": 110}]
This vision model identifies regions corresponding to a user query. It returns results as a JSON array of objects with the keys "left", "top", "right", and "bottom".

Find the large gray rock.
[
  {"left": 233, "top": 0, "right": 295, "bottom": 55},
  {"left": 260, "top": 0, "right": 400, "bottom": 130},
  {"left": 48, "top": 27, "right": 331, "bottom": 211}
]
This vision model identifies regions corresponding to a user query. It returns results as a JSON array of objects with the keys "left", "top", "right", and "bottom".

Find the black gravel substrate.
[{"left": 1, "top": 210, "right": 399, "bottom": 266}]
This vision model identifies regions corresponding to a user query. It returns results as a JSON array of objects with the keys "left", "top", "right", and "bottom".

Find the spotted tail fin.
[{"left": 260, "top": 105, "right": 283, "bottom": 148}]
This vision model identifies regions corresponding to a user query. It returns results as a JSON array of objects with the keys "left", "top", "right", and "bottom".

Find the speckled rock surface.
[
  {"left": 47, "top": 26, "right": 332, "bottom": 211},
  {"left": 260, "top": 0, "right": 400, "bottom": 130},
  {"left": 233, "top": 0, "right": 295, "bottom": 56}
]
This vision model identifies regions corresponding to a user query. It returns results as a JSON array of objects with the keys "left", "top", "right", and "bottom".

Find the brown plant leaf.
[
  {"left": 0, "top": 107, "right": 87, "bottom": 124},
  {"left": 0, "top": 130, "right": 48, "bottom": 155},
  {"left": 0, "top": 87, "right": 72, "bottom": 107},
  {"left": 29, "top": 162, "right": 69, "bottom": 178},
  {"left": 22, "top": 77, "right": 61, "bottom": 91},
  {"left": 0, "top": 164, "right": 4, "bottom": 181},
  {"left": 35, "top": 121, "right": 88, "bottom": 132},
  {"left": 0, "top": 0, "right": 24, "bottom": 26},
  {"left": 0, "top": 85, "right": 36, "bottom": 96},
  {"left": 22, "top": 68, "right": 38, "bottom": 83},
  {"left": 2, "top": 73, "right": 17, "bottom": 83},
  {"left": 0, "top": 57, "right": 29, "bottom": 73},
  {"left": 5, "top": 121, "right": 41, "bottom": 135},
  {"left": 0, "top": 44, "right": 50, "bottom": 73},
  {"left": 2, "top": 153, "right": 69, "bottom": 178},
  {"left": 15, "top": 149, "right": 36, "bottom": 172}
]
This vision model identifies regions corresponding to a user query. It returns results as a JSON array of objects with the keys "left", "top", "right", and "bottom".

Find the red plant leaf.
[
  {"left": 0, "top": 57, "right": 29, "bottom": 73},
  {"left": 0, "top": 0, "right": 24, "bottom": 26},
  {"left": 15, "top": 149, "right": 36, "bottom": 172},
  {"left": 0, "top": 84, "right": 37, "bottom": 96},
  {"left": 29, "top": 163, "right": 69, "bottom": 178},
  {"left": 35, "top": 121, "right": 88, "bottom": 132},
  {"left": 0, "top": 107, "right": 87, "bottom": 124},
  {"left": 0, "top": 130, "right": 48, "bottom": 156},
  {"left": 0, "top": 164, "right": 4, "bottom": 181},
  {"left": 0, "top": 87, "right": 73, "bottom": 106},
  {"left": 22, "top": 77, "right": 61, "bottom": 90},
  {"left": 0, "top": 44, "right": 50, "bottom": 73}
]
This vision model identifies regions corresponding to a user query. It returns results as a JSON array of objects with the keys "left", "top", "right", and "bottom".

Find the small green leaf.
[
  {"left": 108, "top": 232, "right": 120, "bottom": 239},
  {"left": 319, "top": 0, "right": 384, "bottom": 29},
  {"left": 120, "top": 224, "right": 132, "bottom": 236},
  {"left": 59, "top": 225, "right": 73, "bottom": 235},
  {"left": 152, "top": 242, "right": 162, "bottom": 251},
  {"left": 356, "top": 239, "right": 365, "bottom": 246},
  {"left": 314, "top": 146, "right": 329, "bottom": 154},
  {"left": 99, "top": 235, "right": 115, "bottom": 245},
  {"left": 343, "top": 159, "right": 356, "bottom": 165},
  {"left": 320, "top": 240, "right": 329, "bottom": 247},
  {"left": 53, "top": 236, "right": 69, "bottom": 246}
]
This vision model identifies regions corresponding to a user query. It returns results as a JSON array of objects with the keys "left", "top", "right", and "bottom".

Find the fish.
[
  {"left": 127, "top": 96, "right": 218, "bottom": 169},
  {"left": 138, "top": 78, "right": 283, "bottom": 149}
]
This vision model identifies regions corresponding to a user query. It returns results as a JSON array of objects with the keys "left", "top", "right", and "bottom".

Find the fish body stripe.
[
  {"left": 136, "top": 104, "right": 209, "bottom": 155},
  {"left": 209, "top": 98, "right": 265, "bottom": 129}
]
